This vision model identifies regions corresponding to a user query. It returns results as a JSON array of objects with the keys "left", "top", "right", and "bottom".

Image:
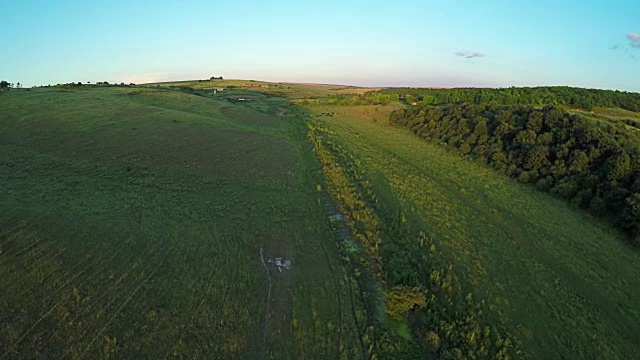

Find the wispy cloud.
[
  {"left": 610, "top": 32, "right": 640, "bottom": 61},
  {"left": 455, "top": 51, "right": 486, "bottom": 59},
  {"left": 628, "top": 33, "right": 640, "bottom": 48}
]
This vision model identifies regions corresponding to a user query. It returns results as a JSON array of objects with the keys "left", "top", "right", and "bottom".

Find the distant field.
[
  {"left": 594, "top": 106, "right": 640, "bottom": 120},
  {"left": 305, "top": 102, "right": 640, "bottom": 359},
  {"left": 0, "top": 87, "right": 367, "bottom": 359},
  {"left": 146, "top": 79, "right": 376, "bottom": 99}
]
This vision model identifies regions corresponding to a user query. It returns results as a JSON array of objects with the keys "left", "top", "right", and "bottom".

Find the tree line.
[
  {"left": 0, "top": 80, "right": 21, "bottom": 90},
  {"left": 1, "top": 80, "right": 143, "bottom": 90},
  {"left": 380, "top": 86, "right": 640, "bottom": 112},
  {"left": 390, "top": 103, "right": 640, "bottom": 245}
]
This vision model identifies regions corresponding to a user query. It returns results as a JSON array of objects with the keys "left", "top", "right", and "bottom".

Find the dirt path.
[
  {"left": 258, "top": 237, "right": 294, "bottom": 358},
  {"left": 259, "top": 247, "right": 272, "bottom": 350}
]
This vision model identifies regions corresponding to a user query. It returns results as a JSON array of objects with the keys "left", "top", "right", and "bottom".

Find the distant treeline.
[
  {"left": 30, "top": 82, "right": 137, "bottom": 89},
  {"left": 380, "top": 87, "right": 640, "bottom": 112},
  {"left": 391, "top": 103, "right": 640, "bottom": 244}
]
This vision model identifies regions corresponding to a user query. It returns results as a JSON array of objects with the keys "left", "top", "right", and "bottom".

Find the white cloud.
[
  {"left": 454, "top": 51, "right": 486, "bottom": 59},
  {"left": 627, "top": 33, "right": 640, "bottom": 48}
]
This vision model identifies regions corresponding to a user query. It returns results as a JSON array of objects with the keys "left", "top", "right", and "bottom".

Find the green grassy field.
[
  {"left": 149, "top": 79, "right": 377, "bottom": 99},
  {"left": 306, "top": 103, "right": 640, "bottom": 359},
  {"left": 2, "top": 83, "right": 640, "bottom": 359},
  {"left": 593, "top": 106, "right": 640, "bottom": 121},
  {"left": 0, "top": 87, "right": 370, "bottom": 359}
]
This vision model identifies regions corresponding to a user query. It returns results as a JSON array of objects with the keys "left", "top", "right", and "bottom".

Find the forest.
[
  {"left": 380, "top": 86, "right": 640, "bottom": 112},
  {"left": 390, "top": 103, "right": 640, "bottom": 245}
]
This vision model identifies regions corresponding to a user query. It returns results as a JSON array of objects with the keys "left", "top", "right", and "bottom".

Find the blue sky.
[{"left": 2, "top": 0, "right": 639, "bottom": 91}]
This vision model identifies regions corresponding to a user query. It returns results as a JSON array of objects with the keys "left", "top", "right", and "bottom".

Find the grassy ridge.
[
  {"left": 305, "top": 103, "right": 640, "bottom": 359},
  {"left": 0, "top": 87, "right": 367, "bottom": 359}
]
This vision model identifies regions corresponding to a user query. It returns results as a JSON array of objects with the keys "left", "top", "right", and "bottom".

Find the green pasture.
[
  {"left": 309, "top": 103, "right": 640, "bottom": 359},
  {"left": 0, "top": 87, "right": 365, "bottom": 359},
  {"left": 3, "top": 82, "right": 640, "bottom": 359}
]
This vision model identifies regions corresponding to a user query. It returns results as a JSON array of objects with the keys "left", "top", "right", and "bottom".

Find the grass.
[
  {"left": 593, "top": 106, "right": 640, "bottom": 121},
  {"left": 3, "top": 82, "right": 640, "bottom": 359},
  {"left": 146, "top": 78, "right": 377, "bottom": 99},
  {"left": 0, "top": 86, "right": 367, "bottom": 359},
  {"left": 306, "top": 102, "right": 640, "bottom": 359}
]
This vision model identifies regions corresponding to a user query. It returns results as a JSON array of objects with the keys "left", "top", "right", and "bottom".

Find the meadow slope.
[
  {"left": 2, "top": 83, "right": 640, "bottom": 359},
  {"left": 0, "top": 87, "right": 367, "bottom": 359},
  {"left": 306, "top": 103, "right": 640, "bottom": 359}
]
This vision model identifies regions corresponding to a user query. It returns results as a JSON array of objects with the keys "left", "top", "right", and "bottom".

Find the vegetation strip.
[{"left": 308, "top": 119, "right": 521, "bottom": 359}]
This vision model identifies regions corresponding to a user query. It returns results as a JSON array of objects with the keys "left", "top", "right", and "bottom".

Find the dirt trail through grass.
[{"left": 259, "top": 246, "right": 272, "bottom": 352}]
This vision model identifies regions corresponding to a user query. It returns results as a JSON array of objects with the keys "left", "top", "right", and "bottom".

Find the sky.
[{"left": 1, "top": 0, "right": 639, "bottom": 91}]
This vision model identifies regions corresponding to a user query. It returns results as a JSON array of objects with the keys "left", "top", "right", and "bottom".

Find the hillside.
[
  {"left": 304, "top": 101, "right": 640, "bottom": 359},
  {"left": 0, "top": 86, "right": 372, "bottom": 359},
  {"left": 1, "top": 83, "right": 640, "bottom": 359}
]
